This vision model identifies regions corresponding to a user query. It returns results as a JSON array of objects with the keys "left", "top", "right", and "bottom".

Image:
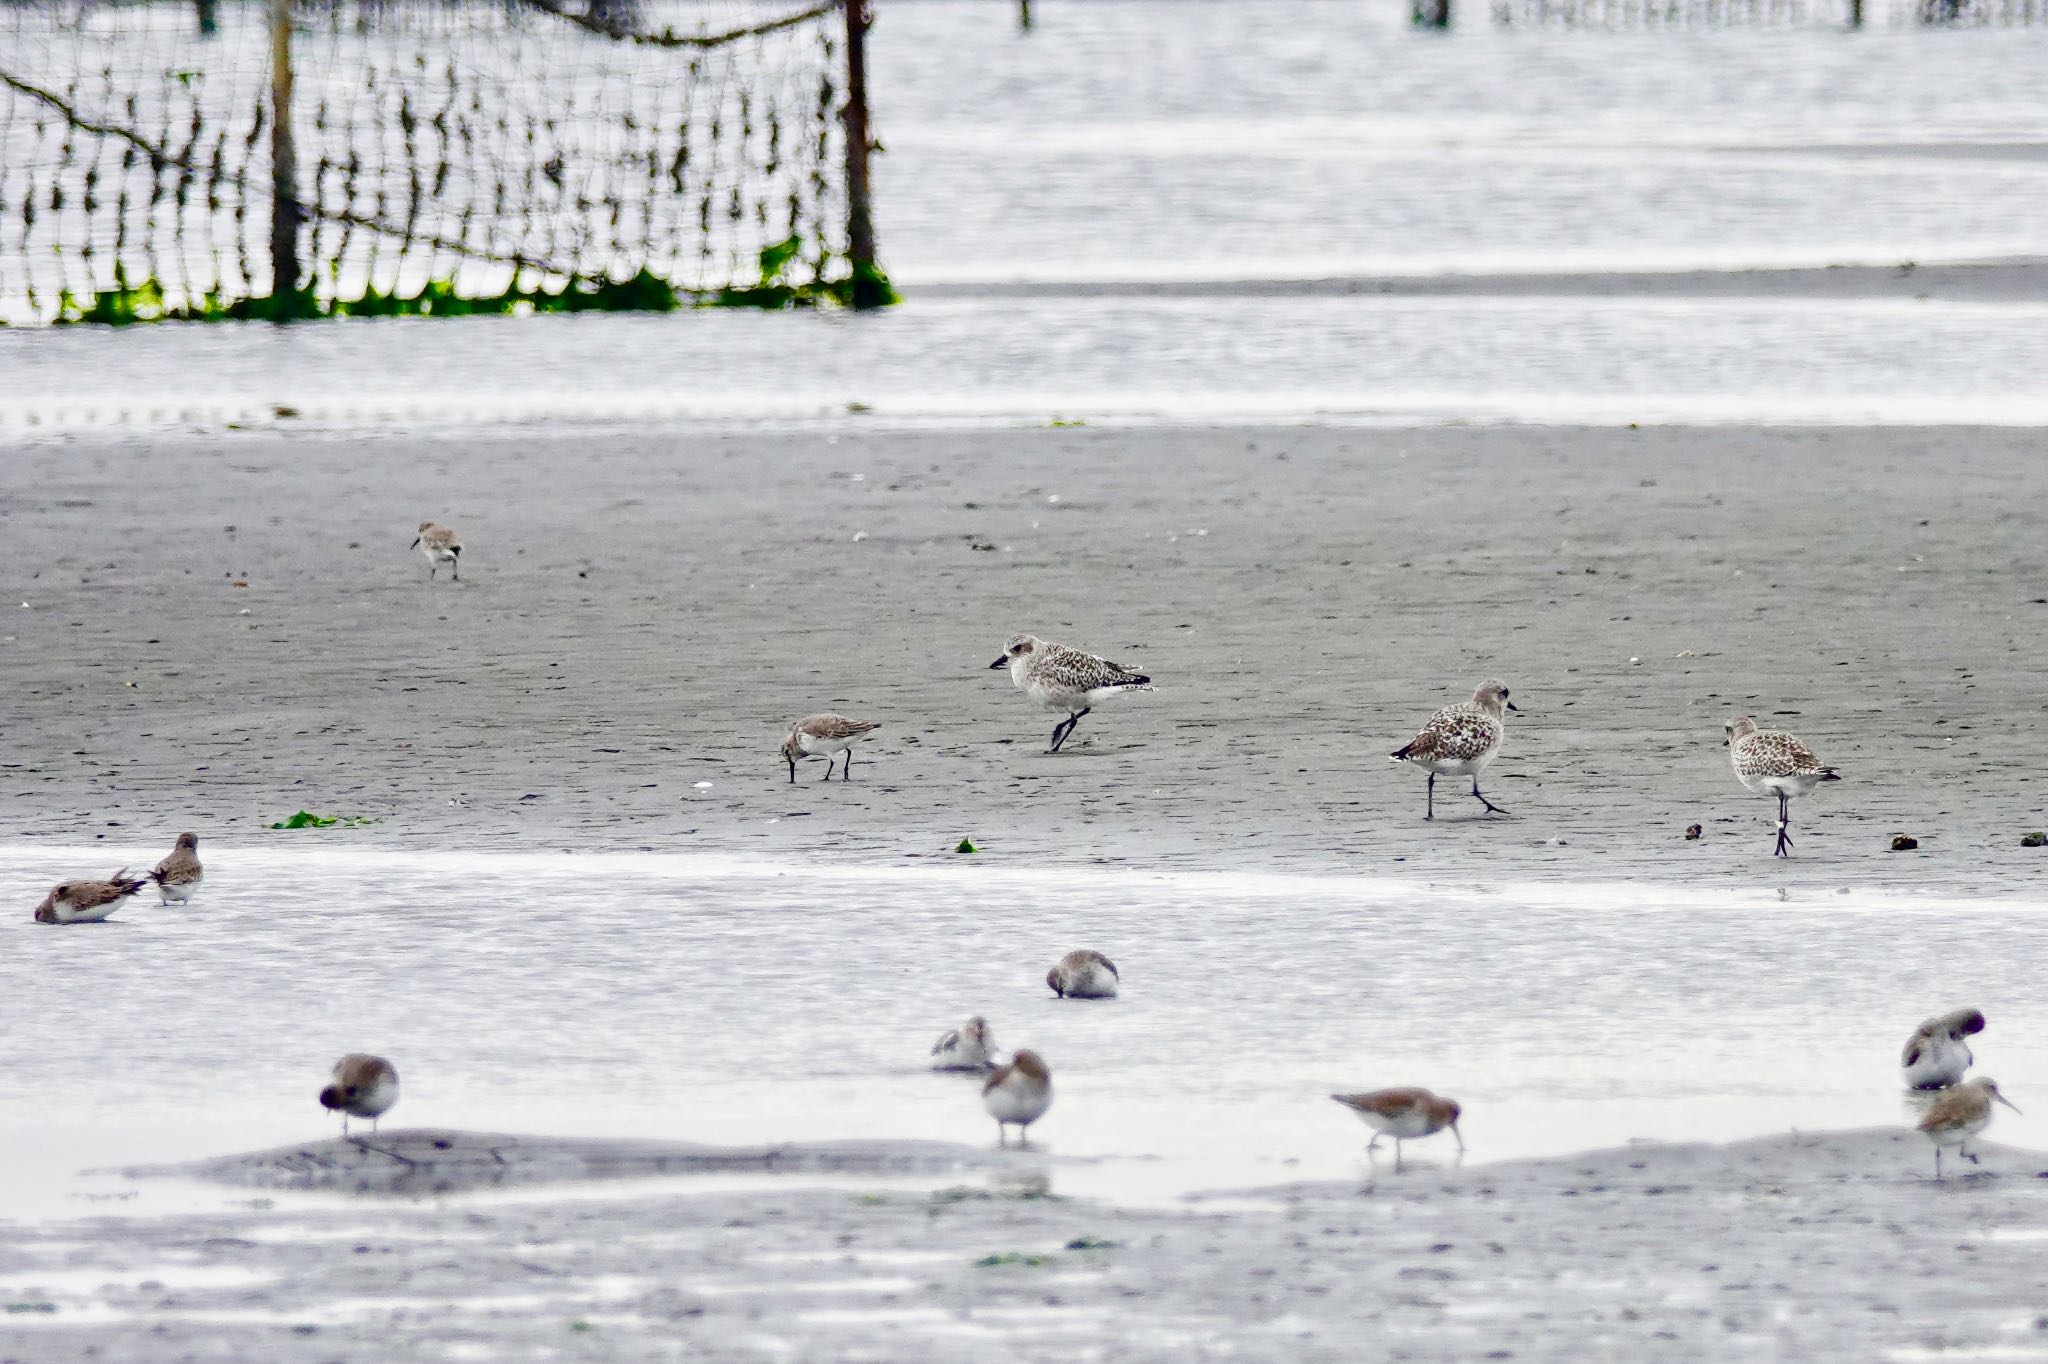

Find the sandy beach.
[
  {"left": 5, "top": 422, "right": 2047, "bottom": 886},
  {"left": 0, "top": 1127, "right": 2042, "bottom": 1361}
]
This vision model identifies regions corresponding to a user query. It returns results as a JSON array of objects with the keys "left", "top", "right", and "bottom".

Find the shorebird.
[
  {"left": 1918, "top": 1077, "right": 2019, "bottom": 1179},
  {"left": 1046, "top": 949, "right": 1119, "bottom": 999},
  {"left": 989, "top": 633, "right": 1151, "bottom": 753},
  {"left": 319, "top": 1054, "right": 400, "bottom": 1138},
  {"left": 983, "top": 1048, "right": 1053, "bottom": 1146},
  {"left": 149, "top": 832, "right": 203, "bottom": 905},
  {"left": 411, "top": 521, "right": 462, "bottom": 580},
  {"left": 1331, "top": 1087, "right": 1465, "bottom": 1168},
  {"left": 1724, "top": 715, "right": 1840, "bottom": 856},
  {"left": 32, "top": 870, "right": 146, "bottom": 924},
  {"left": 779, "top": 713, "right": 880, "bottom": 782},
  {"left": 1389, "top": 680, "right": 1518, "bottom": 819},
  {"left": 931, "top": 1016, "right": 997, "bottom": 1071},
  {"left": 1901, "top": 1007, "right": 1986, "bottom": 1091}
]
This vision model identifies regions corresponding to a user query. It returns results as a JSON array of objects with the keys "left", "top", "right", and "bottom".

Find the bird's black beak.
[
  {"left": 1721, "top": 737, "right": 1730, "bottom": 747},
  {"left": 1505, "top": 701, "right": 1520, "bottom": 713},
  {"left": 988, "top": 656, "right": 1008, "bottom": 670},
  {"left": 1996, "top": 1092, "right": 2023, "bottom": 1114},
  {"left": 409, "top": 537, "right": 421, "bottom": 550}
]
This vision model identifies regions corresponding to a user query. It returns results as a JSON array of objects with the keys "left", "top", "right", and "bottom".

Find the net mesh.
[
  {"left": 0, "top": 0, "right": 849, "bottom": 323},
  {"left": 1489, "top": 0, "right": 2044, "bottom": 25}
]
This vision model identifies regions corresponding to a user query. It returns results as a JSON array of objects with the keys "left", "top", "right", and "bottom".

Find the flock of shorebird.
[{"left": 22, "top": 530, "right": 2015, "bottom": 1180}]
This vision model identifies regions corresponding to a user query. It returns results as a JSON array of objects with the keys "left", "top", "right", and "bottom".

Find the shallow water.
[{"left": 5, "top": 846, "right": 2041, "bottom": 1216}]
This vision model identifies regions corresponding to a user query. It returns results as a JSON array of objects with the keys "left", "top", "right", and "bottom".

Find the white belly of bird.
[
  {"left": 798, "top": 733, "right": 855, "bottom": 757},
  {"left": 160, "top": 876, "right": 201, "bottom": 903},
  {"left": 349, "top": 1073, "right": 401, "bottom": 1118},
  {"left": 1064, "top": 965, "right": 1118, "bottom": 998},
  {"left": 932, "top": 1037, "right": 992, "bottom": 1071},
  {"left": 420, "top": 545, "right": 456, "bottom": 567},
  {"left": 1414, "top": 749, "right": 1494, "bottom": 777},
  {"left": 57, "top": 898, "right": 124, "bottom": 923},
  {"left": 1930, "top": 1111, "right": 1991, "bottom": 1148},
  {"left": 1356, "top": 1108, "right": 1436, "bottom": 1140},
  {"left": 986, "top": 1083, "right": 1051, "bottom": 1126},
  {"left": 1904, "top": 1036, "right": 1971, "bottom": 1090}
]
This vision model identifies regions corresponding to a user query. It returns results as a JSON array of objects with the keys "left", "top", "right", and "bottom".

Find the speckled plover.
[
  {"left": 983, "top": 1048, "right": 1053, "bottom": 1146},
  {"left": 1918, "top": 1077, "right": 2019, "bottom": 1179},
  {"left": 1390, "top": 680, "right": 1518, "bottom": 819},
  {"left": 780, "top": 713, "right": 880, "bottom": 782},
  {"left": 1725, "top": 715, "right": 1840, "bottom": 857},
  {"left": 1046, "top": 949, "right": 1119, "bottom": 999},
  {"left": 33, "top": 870, "right": 147, "bottom": 924},
  {"left": 989, "top": 634, "right": 1150, "bottom": 753},
  {"left": 319, "top": 1054, "right": 400, "bottom": 1138},
  {"left": 1330, "top": 1087, "right": 1465, "bottom": 1166},
  {"left": 149, "top": 832, "right": 203, "bottom": 905},
  {"left": 411, "top": 521, "right": 462, "bottom": 580},
  {"left": 1902, "top": 1007, "right": 1985, "bottom": 1091}
]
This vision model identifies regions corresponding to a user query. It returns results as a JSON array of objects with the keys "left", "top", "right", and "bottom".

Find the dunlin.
[
  {"left": 32, "top": 869, "right": 146, "bottom": 924},
  {"left": 1046, "top": 949, "right": 1119, "bottom": 999},
  {"left": 1725, "top": 715, "right": 1841, "bottom": 857},
  {"left": 931, "top": 1015, "right": 997, "bottom": 1072},
  {"left": 411, "top": 521, "right": 462, "bottom": 580},
  {"left": 983, "top": 1048, "right": 1053, "bottom": 1146},
  {"left": 1901, "top": 1007, "right": 1986, "bottom": 1091},
  {"left": 1330, "top": 1087, "right": 1465, "bottom": 1167},
  {"left": 779, "top": 713, "right": 881, "bottom": 782},
  {"left": 1390, "top": 680, "right": 1518, "bottom": 819},
  {"left": 1918, "top": 1076, "right": 2019, "bottom": 1179},
  {"left": 319, "top": 1054, "right": 400, "bottom": 1138},
  {"left": 989, "top": 634, "right": 1151, "bottom": 753},
  {"left": 149, "top": 832, "right": 203, "bottom": 905}
]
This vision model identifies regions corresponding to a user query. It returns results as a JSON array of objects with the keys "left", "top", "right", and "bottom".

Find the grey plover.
[
  {"left": 319, "top": 1054, "right": 400, "bottom": 1138},
  {"left": 411, "top": 521, "right": 462, "bottom": 580},
  {"left": 1389, "top": 680, "right": 1518, "bottom": 819},
  {"left": 779, "top": 713, "right": 880, "bottom": 782},
  {"left": 930, "top": 1016, "right": 997, "bottom": 1072},
  {"left": 33, "top": 870, "right": 146, "bottom": 924},
  {"left": 1725, "top": 715, "right": 1840, "bottom": 856},
  {"left": 983, "top": 1048, "right": 1053, "bottom": 1146},
  {"left": 1046, "top": 949, "right": 1119, "bottom": 999},
  {"left": 989, "top": 634, "right": 1151, "bottom": 753},
  {"left": 149, "top": 832, "right": 203, "bottom": 905},
  {"left": 1330, "top": 1087, "right": 1465, "bottom": 1167},
  {"left": 1902, "top": 1007, "right": 1986, "bottom": 1091},
  {"left": 1918, "top": 1077, "right": 2019, "bottom": 1179}
]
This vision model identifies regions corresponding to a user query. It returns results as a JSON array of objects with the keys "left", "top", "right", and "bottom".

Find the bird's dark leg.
[
  {"left": 1471, "top": 778, "right": 1507, "bottom": 816},
  {"left": 1048, "top": 717, "right": 1069, "bottom": 752},
  {"left": 1426, "top": 772, "right": 1436, "bottom": 821},
  {"left": 1964, "top": 1139, "right": 1979, "bottom": 1165},
  {"left": 821, "top": 756, "right": 833, "bottom": 781},
  {"left": 1366, "top": 1133, "right": 1382, "bottom": 1152},
  {"left": 842, "top": 749, "right": 854, "bottom": 780},
  {"left": 1774, "top": 791, "right": 1793, "bottom": 857},
  {"left": 1051, "top": 708, "right": 1090, "bottom": 753}
]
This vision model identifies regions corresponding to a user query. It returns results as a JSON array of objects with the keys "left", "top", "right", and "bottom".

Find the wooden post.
[
  {"left": 841, "top": 0, "right": 888, "bottom": 309},
  {"left": 268, "top": 0, "right": 302, "bottom": 316}
]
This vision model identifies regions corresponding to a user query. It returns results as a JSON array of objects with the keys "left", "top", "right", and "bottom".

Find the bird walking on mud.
[
  {"left": 780, "top": 713, "right": 880, "bottom": 782},
  {"left": 983, "top": 1049, "right": 1054, "bottom": 1146},
  {"left": 1901, "top": 1007, "right": 1985, "bottom": 1091},
  {"left": 411, "top": 521, "right": 462, "bottom": 580},
  {"left": 989, "top": 634, "right": 1151, "bottom": 753},
  {"left": 1331, "top": 1087, "right": 1465, "bottom": 1169},
  {"left": 1725, "top": 715, "right": 1839, "bottom": 856},
  {"left": 1390, "top": 680, "right": 1517, "bottom": 819},
  {"left": 319, "top": 1054, "right": 400, "bottom": 1139},
  {"left": 1918, "top": 1077, "right": 2019, "bottom": 1179},
  {"left": 149, "top": 832, "right": 203, "bottom": 905}
]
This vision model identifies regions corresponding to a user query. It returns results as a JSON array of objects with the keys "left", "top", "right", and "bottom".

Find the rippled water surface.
[{"left": 5, "top": 847, "right": 2043, "bottom": 1214}]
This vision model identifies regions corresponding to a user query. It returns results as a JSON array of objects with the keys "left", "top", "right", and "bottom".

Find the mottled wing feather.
[
  {"left": 1735, "top": 731, "right": 1831, "bottom": 779},
  {"left": 932, "top": 1028, "right": 961, "bottom": 1058},
  {"left": 1037, "top": 642, "right": 1148, "bottom": 692},
  {"left": 982, "top": 1062, "right": 1015, "bottom": 1095},
  {"left": 799, "top": 713, "right": 879, "bottom": 740},
  {"left": 1401, "top": 705, "right": 1500, "bottom": 762},
  {"left": 152, "top": 849, "right": 201, "bottom": 885},
  {"left": 1918, "top": 1087, "right": 1976, "bottom": 1133}
]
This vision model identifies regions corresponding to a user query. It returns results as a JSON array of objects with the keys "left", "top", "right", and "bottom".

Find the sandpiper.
[
  {"left": 149, "top": 832, "right": 203, "bottom": 905},
  {"left": 989, "top": 633, "right": 1151, "bottom": 753},
  {"left": 319, "top": 1054, "right": 400, "bottom": 1138},
  {"left": 1330, "top": 1087, "right": 1465, "bottom": 1167},
  {"left": 780, "top": 713, "right": 881, "bottom": 782},
  {"left": 1725, "top": 715, "right": 1840, "bottom": 856},
  {"left": 32, "top": 870, "right": 146, "bottom": 924},
  {"left": 411, "top": 521, "right": 462, "bottom": 580},
  {"left": 1917, "top": 1077, "right": 2019, "bottom": 1179},
  {"left": 983, "top": 1048, "right": 1053, "bottom": 1146},
  {"left": 1901, "top": 1007, "right": 1986, "bottom": 1091},
  {"left": 1046, "top": 949, "right": 1119, "bottom": 999},
  {"left": 1390, "top": 680, "right": 1518, "bottom": 819},
  {"left": 931, "top": 1016, "right": 997, "bottom": 1071}
]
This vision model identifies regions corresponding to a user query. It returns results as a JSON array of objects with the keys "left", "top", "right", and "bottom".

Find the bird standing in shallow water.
[
  {"left": 33, "top": 870, "right": 146, "bottom": 924},
  {"left": 989, "top": 634, "right": 1151, "bottom": 753},
  {"left": 319, "top": 1054, "right": 400, "bottom": 1139},
  {"left": 149, "top": 832, "right": 203, "bottom": 905},
  {"left": 411, "top": 521, "right": 462, "bottom": 580},
  {"left": 1918, "top": 1077, "right": 2019, "bottom": 1179},
  {"left": 1390, "top": 680, "right": 1517, "bottom": 819},
  {"left": 1330, "top": 1087, "right": 1465, "bottom": 1169},
  {"left": 983, "top": 1049, "right": 1053, "bottom": 1146},
  {"left": 779, "top": 713, "right": 880, "bottom": 782},
  {"left": 1901, "top": 1007, "right": 1986, "bottom": 1091},
  {"left": 1725, "top": 715, "right": 1840, "bottom": 857}
]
